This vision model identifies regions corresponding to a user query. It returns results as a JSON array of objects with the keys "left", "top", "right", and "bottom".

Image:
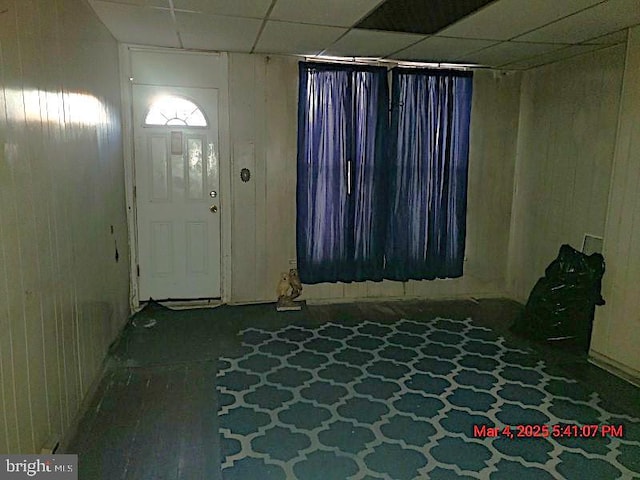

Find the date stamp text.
[{"left": 472, "top": 424, "right": 624, "bottom": 439}]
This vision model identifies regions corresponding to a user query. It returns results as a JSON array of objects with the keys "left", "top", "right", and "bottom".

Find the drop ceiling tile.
[
  {"left": 172, "top": 0, "right": 272, "bottom": 18},
  {"left": 95, "top": 0, "right": 169, "bottom": 6},
  {"left": 90, "top": 1, "right": 179, "bottom": 47},
  {"left": 457, "top": 41, "right": 566, "bottom": 66},
  {"left": 323, "top": 29, "right": 425, "bottom": 57},
  {"left": 517, "top": 0, "right": 640, "bottom": 44},
  {"left": 582, "top": 28, "right": 629, "bottom": 45},
  {"left": 439, "top": 0, "right": 603, "bottom": 40},
  {"left": 269, "top": 0, "right": 384, "bottom": 27},
  {"left": 254, "top": 21, "right": 347, "bottom": 55},
  {"left": 175, "top": 12, "right": 262, "bottom": 51},
  {"left": 502, "top": 44, "right": 609, "bottom": 69},
  {"left": 391, "top": 36, "right": 498, "bottom": 62}
]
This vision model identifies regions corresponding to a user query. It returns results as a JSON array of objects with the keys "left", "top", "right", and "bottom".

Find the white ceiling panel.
[
  {"left": 88, "top": 0, "right": 637, "bottom": 68},
  {"left": 439, "top": 0, "right": 603, "bottom": 41},
  {"left": 517, "top": 0, "right": 640, "bottom": 44},
  {"left": 269, "top": 0, "right": 384, "bottom": 27},
  {"left": 254, "top": 21, "right": 347, "bottom": 55},
  {"left": 323, "top": 29, "right": 425, "bottom": 58},
  {"left": 90, "top": 1, "right": 179, "bottom": 47},
  {"left": 457, "top": 41, "right": 566, "bottom": 66},
  {"left": 172, "top": 0, "right": 272, "bottom": 18},
  {"left": 392, "top": 36, "right": 498, "bottom": 62},
  {"left": 583, "top": 29, "right": 629, "bottom": 44},
  {"left": 502, "top": 44, "right": 612, "bottom": 69},
  {"left": 176, "top": 12, "right": 262, "bottom": 51},
  {"left": 95, "top": 0, "right": 169, "bottom": 7}
]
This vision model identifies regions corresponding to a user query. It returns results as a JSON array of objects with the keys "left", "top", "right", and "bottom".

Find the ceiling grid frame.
[{"left": 87, "top": 0, "right": 639, "bottom": 70}]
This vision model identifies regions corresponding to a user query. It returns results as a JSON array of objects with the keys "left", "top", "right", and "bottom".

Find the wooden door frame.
[{"left": 119, "top": 45, "right": 233, "bottom": 310}]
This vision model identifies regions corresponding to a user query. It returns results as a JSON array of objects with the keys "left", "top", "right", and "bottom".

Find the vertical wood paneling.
[
  {"left": 343, "top": 282, "right": 368, "bottom": 299},
  {"left": 0, "top": 71, "right": 12, "bottom": 450},
  {"left": 369, "top": 281, "right": 405, "bottom": 298},
  {"left": 0, "top": 0, "right": 129, "bottom": 453},
  {"left": 254, "top": 58, "right": 269, "bottom": 301},
  {"left": 263, "top": 56, "right": 298, "bottom": 301},
  {"left": 228, "top": 54, "right": 299, "bottom": 303},
  {"left": 0, "top": 26, "right": 20, "bottom": 450},
  {"left": 18, "top": 0, "right": 49, "bottom": 451},
  {"left": 592, "top": 27, "right": 640, "bottom": 377},
  {"left": 507, "top": 45, "right": 626, "bottom": 301},
  {"left": 229, "top": 54, "right": 259, "bottom": 302},
  {"left": 231, "top": 139, "right": 257, "bottom": 299},
  {"left": 2, "top": 0, "right": 37, "bottom": 452},
  {"left": 464, "top": 70, "right": 521, "bottom": 289}
]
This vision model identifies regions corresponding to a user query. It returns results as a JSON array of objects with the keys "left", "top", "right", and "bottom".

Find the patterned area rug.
[{"left": 217, "top": 316, "right": 640, "bottom": 479}]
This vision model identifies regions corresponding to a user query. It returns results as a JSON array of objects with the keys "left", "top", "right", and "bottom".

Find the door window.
[{"left": 144, "top": 96, "right": 207, "bottom": 127}]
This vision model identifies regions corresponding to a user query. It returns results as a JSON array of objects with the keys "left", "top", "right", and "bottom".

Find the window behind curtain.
[
  {"left": 296, "top": 62, "right": 389, "bottom": 284},
  {"left": 385, "top": 68, "right": 474, "bottom": 281}
]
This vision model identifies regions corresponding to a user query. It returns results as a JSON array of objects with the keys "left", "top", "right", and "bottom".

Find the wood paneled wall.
[
  {"left": 228, "top": 54, "right": 298, "bottom": 303},
  {"left": 591, "top": 28, "right": 640, "bottom": 378},
  {"left": 0, "top": 0, "right": 129, "bottom": 453},
  {"left": 464, "top": 71, "right": 521, "bottom": 292},
  {"left": 507, "top": 45, "right": 626, "bottom": 301},
  {"left": 227, "top": 63, "right": 522, "bottom": 303}
]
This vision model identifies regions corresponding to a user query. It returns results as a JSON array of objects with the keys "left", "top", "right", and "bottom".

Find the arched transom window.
[{"left": 144, "top": 96, "right": 207, "bottom": 127}]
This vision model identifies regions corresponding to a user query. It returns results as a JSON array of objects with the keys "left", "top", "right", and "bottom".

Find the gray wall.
[
  {"left": 229, "top": 54, "right": 298, "bottom": 303},
  {"left": 465, "top": 70, "right": 521, "bottom": 293},
  {"left": 0, "top": 0, "right": 129, "bottom": 453},
  {"left": 591, "top": 28, "right": 640, "bottom": 379},
  {"left": 507, "top": 45, "right": 625, "bottom": 301}
]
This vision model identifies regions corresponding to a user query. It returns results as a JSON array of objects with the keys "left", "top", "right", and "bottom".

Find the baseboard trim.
[
  {"left": 304, "top": 292, "right": 510, "bottom": 306},
  {"left": 156, "top": 299, "right": 224, "bottom": 310},
  {"left": 588, "top": 350, "right": 640, "bottom": 388}
]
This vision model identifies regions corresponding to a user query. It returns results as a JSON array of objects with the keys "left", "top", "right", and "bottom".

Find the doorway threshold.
[{"left": 139, "top": 298, "right": 224, "bottom": 311}]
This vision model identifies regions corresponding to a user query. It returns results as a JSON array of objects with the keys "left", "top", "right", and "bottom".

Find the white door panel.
[{"left": 133, "top": 85, "right": 221, "bottom": 300}]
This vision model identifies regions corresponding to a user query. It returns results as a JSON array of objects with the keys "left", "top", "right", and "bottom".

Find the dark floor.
[{"left": 65, "top": 299, "right": 640, "bottom": 479}]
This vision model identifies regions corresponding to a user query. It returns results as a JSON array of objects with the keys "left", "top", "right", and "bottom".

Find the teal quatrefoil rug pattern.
[{"left": 216, "top": 317, "right": 640, "bottom": 479}]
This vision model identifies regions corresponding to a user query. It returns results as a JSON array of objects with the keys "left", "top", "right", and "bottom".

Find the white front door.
[{"left": 133, "top": 85, "right": 221, "bottom": 300}]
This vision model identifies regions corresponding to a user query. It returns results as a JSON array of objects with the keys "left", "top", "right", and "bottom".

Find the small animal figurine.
[
  {"left": 288, "top": 268, "right": 302, "bottom": 300},
  {"left": 276, "top": 272, "right": 290, "bottom": 299}
]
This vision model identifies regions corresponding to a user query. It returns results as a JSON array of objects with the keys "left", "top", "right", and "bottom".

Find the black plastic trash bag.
[{"left": 512, "top": 244, "right": 605, "bottom": 351}]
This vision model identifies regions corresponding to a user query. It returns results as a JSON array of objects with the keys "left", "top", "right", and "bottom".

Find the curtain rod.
[{"left": 300, "top": 55, "right": 492, "bottom": 72}]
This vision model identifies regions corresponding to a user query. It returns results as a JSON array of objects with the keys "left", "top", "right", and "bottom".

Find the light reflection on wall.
[{"left": 5, "top": 88, "right": 107, "bottom": 126}]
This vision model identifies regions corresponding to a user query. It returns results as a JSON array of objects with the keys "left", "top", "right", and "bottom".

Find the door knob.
[{"left": 209, "top": 205, "right": 218, "bottom": 213}]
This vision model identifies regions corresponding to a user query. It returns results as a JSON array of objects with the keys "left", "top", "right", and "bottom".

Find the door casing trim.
[{"left": 119, "top": 45, "right": 233, "bottom": 310}]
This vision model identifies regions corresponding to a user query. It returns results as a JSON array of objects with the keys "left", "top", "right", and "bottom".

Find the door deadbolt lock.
[
  {"left": 209, "top": 190, "right": 217, "bottom": 198},
  {"left": 209, "top": 205, "right": 218, "bottom": 213}
]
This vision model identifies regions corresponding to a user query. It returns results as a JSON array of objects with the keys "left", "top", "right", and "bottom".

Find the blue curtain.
[
  {"left": 297, "top": 62, "right": 389, "bottom": 284},
  {"left": 385, "top": 68, "right": 473, "bottom": 281}
]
